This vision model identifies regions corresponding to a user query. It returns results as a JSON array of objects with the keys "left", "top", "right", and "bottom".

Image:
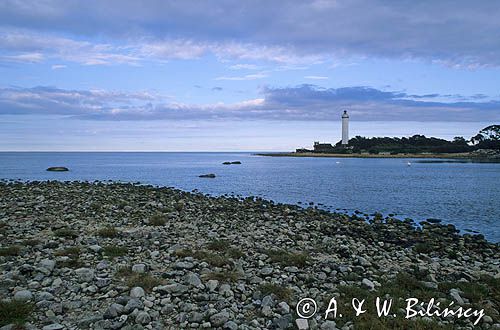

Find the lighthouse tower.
[{"left": 341, "top": 110, "right": 349, "bottom": 145}]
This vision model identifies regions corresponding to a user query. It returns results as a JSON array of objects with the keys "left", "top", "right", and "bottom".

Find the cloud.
[
  {"left": 51, "top": 64, "right": 66, "bottom": 69},
  {"left": 229, "top": 64, "right": 261, "bottom": 70},
  {"left": 0, "top": 31, "right": 140, "bottom": 65},
  {"left": 1, "top": 1, "right": 499, "bottom": 67},
  {"left": 215, "top": 72, "right": 268, "bottom": 81},
  {"left": 304, "top": 76, "right": 329, "bottom": 80},
  {"left": 212, "top": 87, "right": 223, "bottom": 91},
  {"left": 0, "top": 85, "right": 498, "bottom": 122},
  {"left": 1, "top": 52, "right": 44, "bottom": 63}
]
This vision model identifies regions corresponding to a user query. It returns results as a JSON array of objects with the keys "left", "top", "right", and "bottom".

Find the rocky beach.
[{"left": 0, "top": 181, "right": 498, "bottom": 329}]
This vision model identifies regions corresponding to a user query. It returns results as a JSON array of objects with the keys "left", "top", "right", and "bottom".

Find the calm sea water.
[{"left": 1, "top": 152, "right": 499, "bottom": 242}]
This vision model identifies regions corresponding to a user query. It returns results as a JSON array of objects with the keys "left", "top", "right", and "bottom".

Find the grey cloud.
[
  {"left": 0, "top": 85, "right": 498, "bottom": 122},
  {"left": 0, "top": 1, "right": 499, "bottom": 66}
]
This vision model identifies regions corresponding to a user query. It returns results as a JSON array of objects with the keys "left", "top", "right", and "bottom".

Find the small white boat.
[{"left": 407, "top": 162, "right": 412, "bottom": 166}]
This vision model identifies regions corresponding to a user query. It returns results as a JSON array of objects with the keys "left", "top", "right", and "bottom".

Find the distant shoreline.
[{"left": 256, "top": 152, "right": 484, "bottom": 159}]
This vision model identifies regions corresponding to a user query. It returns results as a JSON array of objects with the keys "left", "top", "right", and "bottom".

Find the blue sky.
[{"left": 0, "top": 0, "right": 499, "bottom": 151}]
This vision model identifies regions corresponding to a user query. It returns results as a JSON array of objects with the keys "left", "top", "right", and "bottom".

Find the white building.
[{"left": 341, "top": 110, "right": 349, "bottom": 145}]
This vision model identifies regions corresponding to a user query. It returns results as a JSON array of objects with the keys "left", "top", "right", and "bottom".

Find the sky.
[{"left": 0, "top": 0, "right": 499, "bottom": 151}]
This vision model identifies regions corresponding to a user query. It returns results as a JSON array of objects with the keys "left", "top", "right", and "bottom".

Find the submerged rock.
[
  {"left": 46, "top": 166, "right": 69, "bottom": 172},
  {"left": 199, "top": 173, "right": 216, "bottom": 178}
]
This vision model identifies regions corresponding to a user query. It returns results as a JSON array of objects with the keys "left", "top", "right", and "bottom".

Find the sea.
[{"left": 0, "top": 152, "right": 499, "bottom": 242}]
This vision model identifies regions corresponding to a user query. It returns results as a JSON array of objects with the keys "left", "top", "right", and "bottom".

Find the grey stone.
[
  {"left": 124, "top": 299, "right": 144, "bottom": 314},
  {"left": 89, "top": 244, "right": 102, "bottom": 253},
  {"left": 75, "top": 268, "right": 94, "bottom": 283},
  {"left": 104, "top": 303, "right": 124, "bottom": 319},
  {"left": 277, "top": 301, "right": 290, "bottom": 314},
  {"left": 132, "top": 264, "right": 146, "bottom": 273},
  {"left": 273, "top": 314, "right": 293, "bottom": 329},
  {"left": 361, "top": 278, "right": 375, "bottom": 290},
  {"left": 130, "top": 287, "right": 145, "bottom": 298},
  {"left": 135, "top": 311, "right": 151, "bottom": 325},
  {"left": 156, "top": 283, "right": 188, "bottom": 295},
  {"left": 450, "top": 289, "right": 465, "bottom": 305},
  {"left": 174, "top": 261, "right": 194, "bottom": 269},
  {"left": 207, "top": 280, "right": 218, "bottom": 292},
  {"left": 36, "top": 291, "right": 54, "bottom": 302},
  {"left": 210, "top": 311, "right": 230, "bottom": 327},
  {"left": 39, "top": 259, "right": 56, "bottom": 272},
  {"left": 224, "top": 320, "right": 238, "bottom": 330},
  {"left": 185, "top": 273, "right": 202, "bottom": 288},
  {"left": 321, "top": 320, "right": 337, "bottom": 330},
  {"left": 14, "top": 290, "right": 33, "bottom": 301},
  {"left": 188, "top": 311, "right": 204, "bottom": 323},
  {"left": 296, "top": 318, "right": 309, "bottom": 330},
  {"left": 260, "top": 267, "right": 273, "bottom": 276},
  {"left": 42, "top": 325, "right": 64, "bottom": 330},
  {"left": 262, "top": 305, "right": 272, "bottom": 317}
]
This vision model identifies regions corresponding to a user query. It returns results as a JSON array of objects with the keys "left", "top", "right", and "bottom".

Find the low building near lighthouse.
[{"left": 295, "top": 110, "right": 351, "bottom": 153}]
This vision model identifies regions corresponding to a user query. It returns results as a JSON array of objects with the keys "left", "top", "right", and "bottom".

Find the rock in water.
[
  {"left": 46, "top": 167, "right": 69, "bottom": 172},
  {"left": 199, "top": 173, "right": 216, "bottom": 178}
]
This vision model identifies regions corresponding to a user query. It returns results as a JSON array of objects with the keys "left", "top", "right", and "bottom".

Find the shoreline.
[
  {"left": 256, "top": 152, "right": 491, "bottom": 159},
  {"left": 0, "top": 181, "right": 498, "bottom": 328}
]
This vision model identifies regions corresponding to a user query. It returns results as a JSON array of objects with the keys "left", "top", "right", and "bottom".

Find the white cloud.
[
  {"left": 304, "top": 75, "right": 329, "bottom": 80},
  {"left": 51, "top": 64, "right": 66, "bottom": 70},
  {"left": 229, "top": 64, "right": 261, "bottom": 70},
  {"left": 1, "top": 52, "right": 44, "bottom": 63},
  {"left": 215, "top": 72, "right": 269, "bottom": 81}
]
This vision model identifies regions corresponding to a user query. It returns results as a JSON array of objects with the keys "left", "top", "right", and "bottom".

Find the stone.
[
  {"left": 104, "top": 303, "right": 124, "bottom": 319},
  {"left": 75, "top": 268, "right": 94, "bottom": 283},
  {"left": 130, "top": 287, "right": 145, "bottom": 298},
  {"left": 14, "top": 290, "right": 33, "bottom": 301},
  {"left": 132, "top": 264, "right": 146, "bottom": 273},
  {"left": 277, "top": 301, "right": 290, "bottom": 314},
  {"left": 174, "top": 261, "right": 195, "bottom": 269},
  {"left": 96, "top": 260, "right": 109, "bottom": 270},
  {"left": 450, "top": 289, "right": 465, "bottom": 305},
  {"left": 188, "top": 311, "right": 204, "bottom": 323},
  {"left": 51, "top": 278, "right": 63, "bottom": 288},
  {"left": 124, "top": 299, "right": 144, "bottom": 314},
  {"left": 260, "top": 267, "right": 273, "bottom": 276},
  {"left": 210, "top": 311, "right": 230, "bottom": 327},
  {"left": 46, "top": 167, "right": 69, "bottom": 172},
  {"left": 199, "top": 174, "right": 216, "bottom": 178},
  {"left": 185, "top": 273, "right": 202, "bottom": 287},
  {"left": 262, "top": 305, "right": 272, "bottom": 317},
  {"left": 261, "top": 295, "right": 274, "bottom": 307},
  {"left": 42, "top": 324, "right": 64, "bottom": 330},
  {"left": 296, "top": 318, "right": 309, "bottom": 330},
  {"left": 207, "top": 280, "right": 218, "bottom": 292},
  {"left": 224, "top": 320, "right": 238, "bottom": 330},
  {"left": 156, "top": 283, "right": 188, "bottom": 295},
  {"left": 361, "top": 278, "right": 375, "bottom": 290},
  {"left": 89, "top": 245, "right": 102, "bottom": 253},
  {"left": 135, "top": 311, "right": 151, "bottom": 325},
  {"left": 321, "top": 320, "right": 337, "bottom": 329},
  {"left": 36, "top": 291, "right": 54, "bottom": 302},
  {"left": 273, "top": 314, "right": 293, "bottom": 329},
  {"left": 39, "top": 259, "right": 56, "bottom": 272}
]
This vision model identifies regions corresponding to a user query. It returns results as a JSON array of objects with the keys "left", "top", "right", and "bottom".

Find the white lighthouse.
[{"left": 341, "top": 110, "right": 349, "bottom": 145}]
